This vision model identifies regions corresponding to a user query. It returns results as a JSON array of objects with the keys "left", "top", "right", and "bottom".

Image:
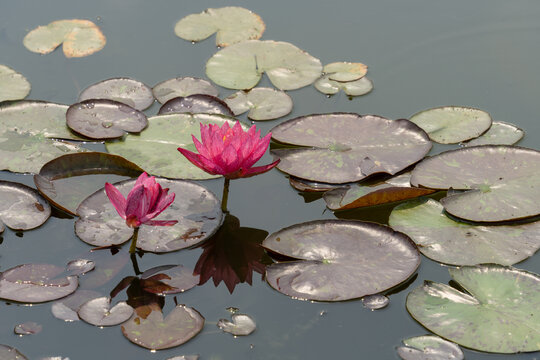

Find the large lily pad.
[
  {"left": 23, "top": 19, "right": 106, "bottom": 58},
  {"left": 152, "top": 77, "right": 218, "bottom": 104},
  {"left": 389, "top": 198, "right": 540, "bottom": 265},
  {"left": 75, "top": 178, "right": 222, "bottom": 252},
  {"left": 0, "top": 65, "right": 31, "bottom": 102},
  {"left": 34, "top": 152, "right": 143, "bottom": 215},
  {"left": 174, "top": 7, "right": 265, "bottom": 47},
  {"left": 464, "top": 121, "right": 524, "bottom": 147},
  {"left": 314, "top": 76, "right": 373, "bottom": 96},
  {"left": 411, "top": 145, "right": 540, "bottom": 222},
  {"left": 206, "top": 40, "right": 323, "bottom": 90},
  {"left": 158, "top": 95, "right": 233, "bottom": 116},
  {"left": 0, "top": 180, "right": 51, "bottom": 232},
  {"left": 223, "top": 88, "right": 293, "bottom": 121},
  {"left": 121, "top": 305, "right": 204, "bottom": 350},
  {"left": 409, "top": 106, "right": 492, "bottom": 144},
  {"left": 106, "top": 113, "right": 248, "bottom": 179},
  {"left": 271, "top": 114, "right": 432, "bottom": 183},
  {"left": 78, "top": 78, "right": 154, "bottom": 111},
  {"left": 406, "top": 265, "right": 540, "bottom": 353},
  {"left": 263, "top": 220, "right": 420, "bottom": 301},
  {"left": 0, "top": 264, "right": 78, "bottom": 303}
]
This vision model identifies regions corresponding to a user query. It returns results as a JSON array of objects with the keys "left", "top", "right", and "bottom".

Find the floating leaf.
[
  {"left": 174, "top": 7, "right": 265, "bottom": 47},
  {"left": 314, "top": 76, "right": 373, "bottom": 96},
  {"left": 263, "top": 220, "right": 420, "bottom": 301},
  {"left": 361, "top": 294, "right": 389, "bottom": 310},
  {"left": 406, "top": 265, "right": 540, "bottom": 353},
  {"left": 0, "top": 65, "right": 31, "bottom": 102},
  {"left": 78, "top": 78, "right": 154, "bottom": 111},
  {"left": 397, "top": 335, "right": 464, "bottom": 360},
  {"left": 140, "top": 265, "right": 199, "bottom": 295},
  {"left": 0, "top": 264, "right": 78, "bottom": 303},
  {"left": 75, "top": 178, "right": 222, "bottom": 252},
  {"left": 167, "top": 356, "right": 199, "bottom": 360},
  {"left": 271, "top": 114, "right": 431, "bottom": 183},
  {"left": 323, "top": 62, "right": 368, "bottom": 82},
  {"left": 51, "top": 290, "right": 102, "bottom": 322},
  {"left": 0, "top": 180, "right": 51, "bottom": 232},
  {"left": 409, "top": 106, "right": 492, "bottom": 144},
  {"left": 206, "top": 40, "right": 322, "bottom": 90},
  {"left": 78, "top": 296, "right": 133, "bottom": 326},
  {"left": 463, "top": 121, "right": 524, "bottom": 147},
  {"left": 217, "top": 313, "right": 256, "bottom": 336},
  {"left": 106, "top": 113, "right": 247, "bottom": 179},
  {"left": 152, "top": 77, "right": 218, "bottom": 104},
  {"left": 0, "top": 345, "right": 28, "bottom": 360},
  {"left": 23, "top": 19, "right": 106, "bottom": 57},
  {"left": 289, "top": 177, "right": 347, "bottom": 192},
  {"left": 122, "top": 305, "right": 204, "bottom": 350},
  {"left": 389, "top": 198, "right": 540, "bottom": 265},
  {"left": 411, "top": 145, "right": 540, "bottom": 222},
  {"left": 65, "top": 259, "right": 95, "bottom": 276},
  {"left": 223, "top": 88, "right": 293, "bottom": 121},
  {"left": 158, "top": 95, "right": 233, "bottom": 116},
  {"left": 14, "top": 322, "right": 42, "bottom": 335}
]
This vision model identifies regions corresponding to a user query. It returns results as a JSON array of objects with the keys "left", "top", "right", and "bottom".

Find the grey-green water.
[{"left": 1, "top": 0, "right": 539, "bottom": 359}]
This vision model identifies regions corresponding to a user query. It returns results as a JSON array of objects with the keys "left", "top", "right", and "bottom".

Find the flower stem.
[
  {"left": 221, "top": 178, "right": 230, "bottom": 212},
  {"left": 129, "top": 227, "right": 140, "bottom": 254},
  {"left": 130, "top": 252, "right": 142, "bottom": 275}
]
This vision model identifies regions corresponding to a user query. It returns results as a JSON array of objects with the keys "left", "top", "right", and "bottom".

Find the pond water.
[{"left": 1, "top": 0, "right": 540, "bottom": 359}]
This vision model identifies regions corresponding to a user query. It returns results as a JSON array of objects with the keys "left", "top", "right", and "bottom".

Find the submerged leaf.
[
  {"left": 0, "top": 180, "right": 51, "bottom": 232},
  {"left": 78, "top": 78, "right": 155, "bottom": 111},
  {"left": 0, "top": 65, "right": 31, "bottom": 102},
  {"left": 224, "top": 88, "right": 293, "bottom": 121},
  {"left": 153, "top": 77, "right": 218, "bottom": 104},
  {"left": 51, "top": 289, "right": 102, "bottom": 322},
  {"left": 140, "top": 265, "right": 199, "bottom": 295}
]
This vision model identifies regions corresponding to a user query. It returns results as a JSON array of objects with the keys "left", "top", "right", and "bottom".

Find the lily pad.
[
  {"left": 223, "top": 88, "right": 293, "bottom": 121},
  {"left": 324, "top": 173, "right": 436, "bottom": 210},
  {"left": 0, "top": 264, "right": 78, "bottom": 303},
  {"left": 389, "top": 198, "right": 540, "bottom": 265},
  {"left": 217, "top": 313, "right": 256, "bottom": 336},
  {"left": 406, "top": 264, "right": 540, "bottom": 353},
  {"left": 463, "top": 121, "right": 524, "bottom": 147},
  {"left": 314, "top": 76, "right": 373, "bottom": 96},
  {"left": 206, "top": 40, "right": 323, "bottom": 90},
  {"left": 0, "top": 180, "right": 51, "bottom": 232},
  {"left": 23, "top": 19, "right": 106, "bottom": 58},
  {"left": 14, "top": 322, "right": 42, "bottom": 335},
  {"left": 78, "top": 78, "right": 154, "bottom": 111},
  {"left": 167, "top": 356, "right": 199, "bottom": 360},
  {"left": 0, "top": 345, "right": 28, "bottom": 360},
  {"left": 158, "top": 95, "right": 233, "bottom": 116},
  {"left": 140, "top": 265, "right": 199, "bottom": 295},
  {"left": 271, "top": 113, "right": 432, "bottom": 183},
  {"left": 174, "top": 6, "right": 265, "bottom": 47},
  {"left": 34, "top": 152, "right": 143, "bottom": 215},
  {"left": 263, "top": 220, "right": 420, "bottom": 301},
  {"left": 121, "top": 305, "right": 204, "bottom": 350},
  {"left": 78, "top": 296, "right": 133, "bottom": 326},
  {"left": 361, "top": 294, "right": 389, "bottom": 310},
  {"left": 323, "top": 62, "right": 368, "bottom": 82},
  {"left": 397, "top": 335, "right": 464, "bottom": 360},
  {"left": 0, "top": 65, "right": 31, "bottom": 102},
  {"left": 152, "top": 77, "right": 218, "bottom": 104},
  {"left": 65, "top": 259, "right": 95, "bottom": 276},
  {"left": 289, "top": 177, "right": 348, "bottom": 192},
  {"left": 51, "top": 289, "right": 102, "bottom": 322},
  {"left": 410, "top": 145, "right": 540, "bottom": 222},
  {"left": 106, "top": 113, "right": 248, "bottom": 179},
  {"left": 75, "top": 178, "right": 222, "bottom": 252},
  {"left": 409, "top": 106, "right": 492, "bottom": 144}
]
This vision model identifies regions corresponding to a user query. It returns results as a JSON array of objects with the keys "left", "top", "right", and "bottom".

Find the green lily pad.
[
  {"left": 223, "top": 88, "right": 293, "bottom": 121},
  {"left": 389, "top": 198, "right": 540, "bottom": 265},
  {"left": 106, "top": 113, "right": 247, "bottom": 179},
  {"left": 314, "top": 76, "right": 373, "bottom": 96},
  {"left": 263, "top": 220, "right": 420, "bottom": 301},
  {"left": 397, "top": 335, "right": 464, "bottom": 360},
  {"left": 406, "top": 265, "right": 540, "bottom": 353},
  {"left": 0, "top": 345, "right": 28, "bottom": 360},
  {"left": 324, "top": 62, "right": 368, "bottom": 82},
  {"left": 75, "top": 178, "right": 222, "bottom": 253},
  {"left": 23, "top": 19, "right": 106, "bottom": 58},
  {"left": 324, "top": 173, "right": 436, "bottom": 210},
  {"left": 217, "top": 313, "right": 256, "bottom": 336},
  {"left": 0, "top": 180, "right": 51, "bottom": 232},
  {"left": 34, "top": 152, "right": 143, "bottom": 215},
  {"left": 206, "top": 40, "right": 323, "bottom": 90},
  {"left": 0, "top": 264, "right": 78, "bottom": 303},
  {"left": 153, "top": 77, "right": 218, "bottom": 104},
  {"left": 121, "top": 305, "right": 204, "bottom": 350},
  {"left": 174, "top": 6, "right": 265, "bottom": 47},
  {"left": 78, "top": 78, "right": 154, "bottom": 111},
  {"left": 158, "top": 95, "right": 233, "bottom": 116},
  {"left": 411, "top": 145, "right": 540, "bottom": 222},
  {"left": 78, "top": 297, "right": 133, "bottom": 326},
  {"left": 409, "top": 106, "right": 492, "bottom": 144},
  {"left": 0, "top": 65, "right": 31, "bottom": 102},
  {"left": 271, "top": 113, "right": 432, "bottom": 183},
  {"left": 464, "top": 121, "right": 524, "bottom": 147}
]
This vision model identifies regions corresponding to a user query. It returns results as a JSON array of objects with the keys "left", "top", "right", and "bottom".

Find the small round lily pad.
[
  {"left": 78, "top": 297, "right": 133, "bottom": 326},
  {"left": 158, "top": 95, "right": 233, "bottom": 116},
  {"left": 152, "top": 77, "right": 219, "bottom": 104},
  {"left": 463, "top": 121, "right": 524, "bottom": 147},
  {"left": 223, "top": 88, "right": 293, "bottom": 120},
  {"left": 397, "top": 335, "right": 464, "bottom": 360},
  {"left": 217, "top": 313, "right": 256, "bottom": 336},
  {"left": 314, "top": 76, "right": 373, "bottom": 96},
  {"left": 0, "top": 64, "right": 31, "bottom": 102},
  {"left": 0, "top": 180, "right": 51, "bottom": 232},
  {"left": 361, "top": 294, "right": 389, "bottom": 310},
  {"left": 78, "top": 78, "right": 154, "bottom": 111},
  {"left": 323, "top": 62, "right": 368, "bottom": 82}
]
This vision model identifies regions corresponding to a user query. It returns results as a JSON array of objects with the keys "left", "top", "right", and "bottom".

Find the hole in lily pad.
[
  {"left": 0, "top": 180, "right": 51, "bottom": 232},
  {"left": 0, "top": 64, "right": 31, "bottom": 102},
  {"left": 78, "top": 296, "right": 133, "bottom": 326},
  {"left": 223, "top": 88, "right": 293, "bottom": 121},
  {"left": 463, "top": 121, "right": 524, "bottom": 147},
  {"left": 152, "top": 77, "right": 219, "bottom": 104},
  {"left": 14, "top": 322, "right": 42, "bottom": 336},
  {"left": 217, "top": 313, "right": 256, "bottom": 336},
  {"left": 78, "top": 78, "right": 154, "bottom": 111},
  {"left": 397, "top": 335, "right": 464, "bottom": 360},
  {"left": 158, "top": 94, "right": 233, "bottom": 116}
]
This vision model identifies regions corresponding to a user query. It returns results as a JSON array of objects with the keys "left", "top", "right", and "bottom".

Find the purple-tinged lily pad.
[
  {"left": 75, "top": 178, "right": 222, "bottom": 252},
  {"left": 389, "top": 198, "right": 540, "bottom": 265},
  {"left": 140, "top": 265, "right": 199, "bottom": 295},
  {"left": 0, "top": 65, "right": 31, "bottom": 102},
  {"left": 66, "top": 99, "right": 147, "bottom": 139},
  {"left": 223, "top": 88, "right": 293, "bottom": 121},
  {"left": 158, "top": 95, "right": 233, "bottom": 116},
  {"left": 78, "top": 78, "right": 154, "bottom": 111},
  {"left": 411, "top": 145, "right": 540, "bottom": 222},
  {"left": 263, "top": 220, "right": 420, "bottom": 301},
  {"left": 78, "top": 296, "right": 133, "bottom": 326},
  {"left": 0, "top": 180, "right": 51, "bottom": 232},
  {"left": 463, "top": 121, "right": 524, "bottom": 147},
  {"left": 271, "top": 114, "right": 432, "bottom": 184},
  {"left": 217, "top": 313, "right": 256, "bottom": 336},
  {"left": 406, "top": 265, "right": 540, "bottom": 353},
  {"left": 206, "top": 40, "right": 322, "bottom": 90},
  {"left": 397, "top": 335, "right": 464, "bottom": 360},
  {"left": 409, "top": 106, "right": 492, "bottom": 144},
  {"left": 0, "top": 345, "right": 28, "bottom": 359},
  {"left": 65, "top": 259, "right": 95, "bottom": 276},
  {"left": 122, "top": 305, "right": 204, "bottom": 350},
  {"left": 152, "top": 77, "right": 218, "bottom": 104},
  {"left": 14, "top": 322, "right": 42, "bottom": 336},
  {"left": 361, "top": 294, "right": 389, "bottom": 310},
  {"left": 51, "top": 289, "right": 102, "bottom": 322},
  {"left": 314, "top": 76, "right": 373, "bottom": 96},
  {"left": 0, "top": 264, "right": 78, "bottom": 303}
]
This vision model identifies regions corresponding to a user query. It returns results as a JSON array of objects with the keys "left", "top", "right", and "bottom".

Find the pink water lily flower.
[
  {"left": 105, "top": 172, "right": 177, "bottom": 228},
  {"left": 177, "top": 121, "right": 279, "bottom": 179}
]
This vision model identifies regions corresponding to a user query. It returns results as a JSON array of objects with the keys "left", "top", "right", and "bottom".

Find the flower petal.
[
  {"left": 234, "top": 159, "right": 280, "bottom": 179},
  {"left": 125, "top": 185, "right": 145, "bottom": 219},
  {"left": 105, "top": 183, "right": 127, "bottom": 219}
]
